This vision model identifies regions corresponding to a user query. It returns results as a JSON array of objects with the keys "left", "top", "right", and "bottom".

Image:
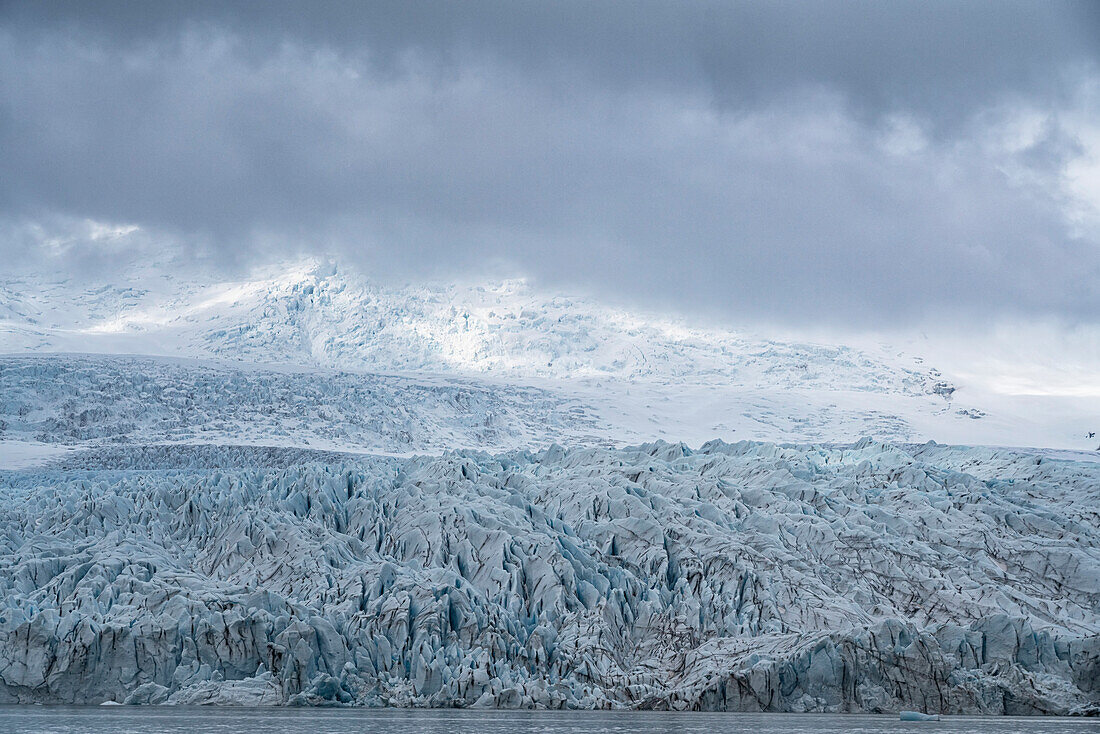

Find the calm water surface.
[{"left": 0, "top": 709, "right": 1096, "bottom": 734}]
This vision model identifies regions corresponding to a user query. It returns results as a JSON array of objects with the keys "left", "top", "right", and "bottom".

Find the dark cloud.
[
  {"left": 7, "top": 1, "right": 1097, "bottom": 117},
  {"left": 1, "top": 1, "right": 1098, "bottom": 327}
]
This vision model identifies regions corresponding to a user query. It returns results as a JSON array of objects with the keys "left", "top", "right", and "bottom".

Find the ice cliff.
[{"left": 0, "top": 439, "right": 1096, "bottom": 712}]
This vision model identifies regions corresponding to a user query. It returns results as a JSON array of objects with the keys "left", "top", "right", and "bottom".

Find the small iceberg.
[{"left": 900, "top": 711, "right": 940, "bottom": 721}]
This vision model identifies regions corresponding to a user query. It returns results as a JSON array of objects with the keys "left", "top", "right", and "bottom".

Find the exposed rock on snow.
[{"left": 0, "top": 440, "right": 1096, "bottom": 712}]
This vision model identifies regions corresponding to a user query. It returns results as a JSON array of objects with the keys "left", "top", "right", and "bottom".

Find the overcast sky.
[{"left": 2, "top": 1, "right": 1099, "bottom": 343}]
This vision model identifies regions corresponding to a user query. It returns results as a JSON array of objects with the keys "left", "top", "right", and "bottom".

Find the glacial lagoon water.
[{"left": 0, "top": 709, "right": 1097, "bottom": 734}]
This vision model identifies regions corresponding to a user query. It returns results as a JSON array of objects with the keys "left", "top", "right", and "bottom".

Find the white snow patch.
[{"left": 0, "top": 440, "right": 75, "bottom": 470}]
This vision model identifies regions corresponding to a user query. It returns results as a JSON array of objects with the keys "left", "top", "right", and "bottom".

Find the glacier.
[
  {"left": 4, "top": 258, "right": 1098, "bottom": 451},
  {"left": 0, "top": 354, "right": 604, "bottom": 455},
  {"left": 1, "top": 439, "right": 1096, "bottom": 713},
  {"left": 1, "top": 258, "right": 1097, "bottom": 713}
]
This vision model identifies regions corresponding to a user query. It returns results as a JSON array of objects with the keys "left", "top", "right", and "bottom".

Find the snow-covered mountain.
[
  {"left": 0, "top": 259, "right": 949, "bottom": 386},
  {"left": 2, "top": 257, "right": 1093, "bottom": 460}
]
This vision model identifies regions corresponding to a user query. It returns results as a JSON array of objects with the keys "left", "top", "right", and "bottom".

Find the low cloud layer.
[{"left": 2, "top": 2, "right": 1098, "bottom": 329}]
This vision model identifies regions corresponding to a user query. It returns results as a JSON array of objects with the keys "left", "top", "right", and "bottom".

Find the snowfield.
[
  {"left": 4, "top": 258, "right": 1097, "bottom": 454},
  {"left": 0, "top": 440, "right": 1097, "bottom": 712}
]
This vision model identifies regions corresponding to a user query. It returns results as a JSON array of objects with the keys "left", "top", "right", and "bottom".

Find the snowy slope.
[
  {"left": 2, "top": 257, "right": 1094, "bottom": 461},
  {"left": 0, "top": 259, "right": 953, "bottom": 392},
  {"left": 0, "top": 440, "right": 1096, "bottom": 711}
]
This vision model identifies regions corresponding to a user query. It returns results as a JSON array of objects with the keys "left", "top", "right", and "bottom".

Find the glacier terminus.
[{"left": 0, "top": 437, "right": 1097, "bottom": 712}]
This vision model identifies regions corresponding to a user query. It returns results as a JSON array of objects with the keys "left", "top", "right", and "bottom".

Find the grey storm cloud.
[{"left": 1, "top": 1, "right": 1098, "bottom": 326}]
